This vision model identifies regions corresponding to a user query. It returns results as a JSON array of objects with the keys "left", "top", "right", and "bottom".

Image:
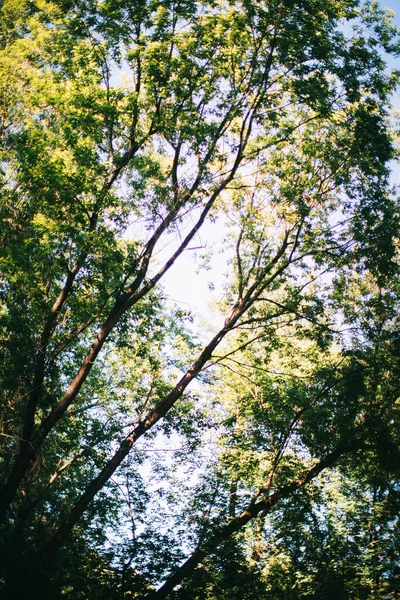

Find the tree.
[
  {"left": 0, "top": 0, "right": 399, "bottom": 596},
  {"left": 157, "top": 282, "right": 400, "bottom": 598}
]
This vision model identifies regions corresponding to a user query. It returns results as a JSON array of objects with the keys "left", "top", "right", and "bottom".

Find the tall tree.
[
  {"left": 152, "top": 278, "right": 400, "bottom": 598},
  {"left": 0, "top": 0, "right": 399, "bottom": 596}
]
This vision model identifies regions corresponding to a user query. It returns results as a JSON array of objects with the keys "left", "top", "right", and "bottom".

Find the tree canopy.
[{"left": 0, "top": 0, "right": 399, "bottom": 597}]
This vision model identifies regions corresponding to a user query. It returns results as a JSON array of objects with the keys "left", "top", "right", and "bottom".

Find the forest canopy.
[{"left": 0, "top": 0, "right": 400, "bottom": 597}]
